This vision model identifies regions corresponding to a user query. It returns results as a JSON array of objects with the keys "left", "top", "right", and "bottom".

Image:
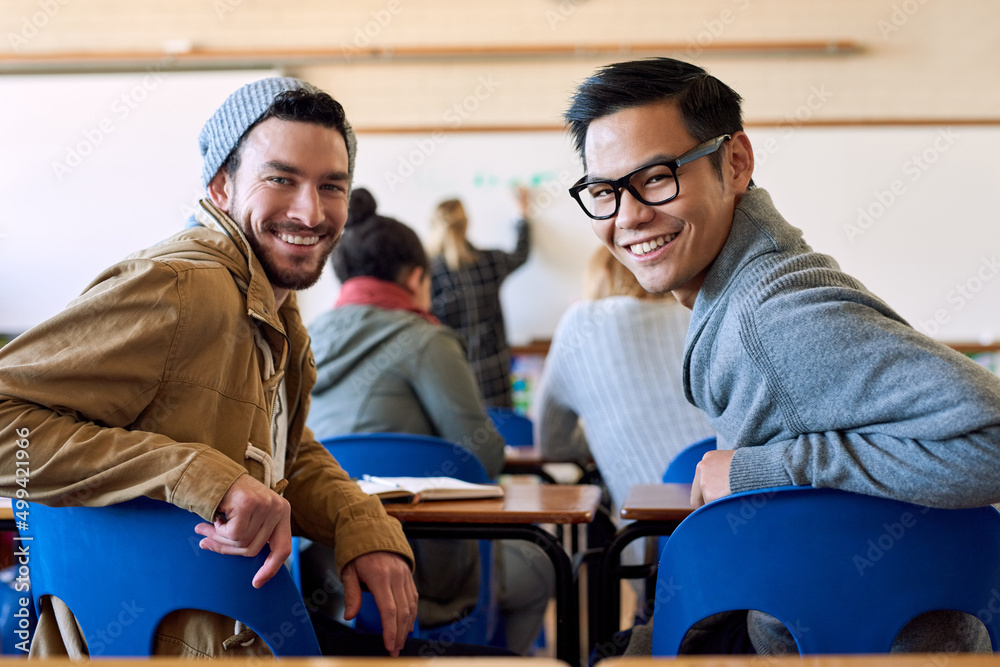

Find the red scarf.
[{"left": 335, "top": 276, "right": 440, "bottom": 325}]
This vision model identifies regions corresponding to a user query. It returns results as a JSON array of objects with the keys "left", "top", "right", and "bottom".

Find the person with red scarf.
[{"left": 302, "top": 189, "right": 554, "bottom": 655}]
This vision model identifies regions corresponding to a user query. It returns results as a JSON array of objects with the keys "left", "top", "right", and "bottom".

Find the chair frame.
[
  {"left": 653, "top": 485, "right": 1000, "bottom": 655},
  {"left": 26, "top": 498, "right": 320, "bottom": 657},
  {"left": 320, "top": 432, "right": 499, "bottom": 647}
]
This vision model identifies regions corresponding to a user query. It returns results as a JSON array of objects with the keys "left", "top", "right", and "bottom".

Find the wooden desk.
[
  {"left": 386, "top": 483, "right": 603, "bottom": 667},
  {"left": 1, "top": 498, "right": 13, "bottom": 531},
  {"left": 596, "top": 484, "right": 697, "bottom": 652},
  {"left": 620, "top": 483, "right": 696, "bottom": 522},
  {"left": 501, "top": 446, "right": 559, "bottom": 482},
  {"left": 603, "top": 656, "right": 1000, "bottom": 666},
  {"left": 0, "top": 659, "right": 567, "bottom": 667}
]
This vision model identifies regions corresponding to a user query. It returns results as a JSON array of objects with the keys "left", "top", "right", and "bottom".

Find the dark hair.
[
  {"left": 565, "top": 57, "right": 745, "bottom": 176},
  {"left": 224, "top": 88, "right": 351, "bottom": 176},
  {"left": 332, "top": 188, "right": 429, "bottom": 284}
]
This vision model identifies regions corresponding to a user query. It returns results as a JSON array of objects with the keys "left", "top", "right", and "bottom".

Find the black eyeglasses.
[{"left": 568, "top": 134, "right": 732, "bottom": 220}]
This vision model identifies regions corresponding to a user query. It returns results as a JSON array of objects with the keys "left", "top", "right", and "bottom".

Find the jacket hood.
[{"left": 309, "top": 306, "right": 444, "bottom": 395}]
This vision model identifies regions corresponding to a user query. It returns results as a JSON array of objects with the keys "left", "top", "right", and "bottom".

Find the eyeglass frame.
[{"left": 568, "top": 134, "right": 732, "bottom": 221}]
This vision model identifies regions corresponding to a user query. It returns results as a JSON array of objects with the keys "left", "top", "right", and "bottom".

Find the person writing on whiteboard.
[
  {"left": 564, "top": 58, "right": 1000, "bottom": 656},
  {"left": 0, "top": 77, "right": 487, "bottom": 658},
  {"left": 427, "top": 189, "right": 531, "bottom": 408},
  {"left": 304, "top": 188, "right": 554, "bottom": 655}
]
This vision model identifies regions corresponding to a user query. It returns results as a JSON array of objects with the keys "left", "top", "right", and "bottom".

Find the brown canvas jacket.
[{"left": 0, "top": 199, "right": 413, "bottom": 657}]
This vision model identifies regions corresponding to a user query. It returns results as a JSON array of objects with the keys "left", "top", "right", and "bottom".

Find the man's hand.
[
  {"left": 690, "top": 449, "right": 736, "bottom": 508},
  {"left": 342, "top": 551, "right": 418, "bottom": 657},
  {"left": 194, "top": 474, "right": 292, "bottom": 589}
]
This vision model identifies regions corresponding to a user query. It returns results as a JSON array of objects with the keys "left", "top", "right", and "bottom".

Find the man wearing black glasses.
[{"left": 565, "top": 58, "right": 1000, "bottom": 656}]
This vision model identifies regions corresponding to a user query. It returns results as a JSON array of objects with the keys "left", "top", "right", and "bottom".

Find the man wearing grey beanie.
[{"left": 0, "top": 77, "right": 480, "bottom": 659}]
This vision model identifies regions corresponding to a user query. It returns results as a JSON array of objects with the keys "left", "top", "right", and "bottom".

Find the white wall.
[{"left": 0, "top": 70, "right": 278, "bottom": 333}]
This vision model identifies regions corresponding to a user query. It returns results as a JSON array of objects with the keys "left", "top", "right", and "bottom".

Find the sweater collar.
[
  {"left": 689, "top": 188, "right": 804, "bottom": 321},
  {"left": 682, "top": 188, "right": 807, "bottom": 402}
]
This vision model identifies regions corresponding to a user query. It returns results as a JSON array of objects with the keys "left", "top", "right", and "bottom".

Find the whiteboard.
[
  {"left": 297, "top": 130, "right": 599, "bottom": 344},
  {"left": 298, "top": 125, "right": 1000, "bottom": 345},
  {"left": 747, "top": 125, "right": 1000, "bottom": 344},
  {"left": 2, "top": 77, "right": 998, "bottom": 344},
  {"left": 0, "top": 69, "right": 279, "bottom": 334}
]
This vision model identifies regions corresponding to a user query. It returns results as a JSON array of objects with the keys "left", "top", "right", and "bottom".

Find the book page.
[{"left": 356, "top": 476, "right": 503, "bottom": 502}]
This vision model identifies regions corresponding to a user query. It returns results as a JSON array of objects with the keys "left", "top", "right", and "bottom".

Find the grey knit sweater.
[
  {"left": 687, "top": 188, "right": 1000, "bottom": 509},
  {"left": 680, "top": 187, "right": 1000, "bottom": 653}
]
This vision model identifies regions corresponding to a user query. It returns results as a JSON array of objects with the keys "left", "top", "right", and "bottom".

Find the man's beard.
[
  {"left": 243, "top": 223, "right": 338, "bottom": 291},
  {"left": 229, "top": 195, "right": 339, "bottom": 292}
]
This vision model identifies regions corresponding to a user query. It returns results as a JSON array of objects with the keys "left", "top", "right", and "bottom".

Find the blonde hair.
[
  {"left": 428, "top": 198, "right": 476, "bottom": 270},
  {"left": 583, "top": 246, "right": 673, "bottom": 301}
]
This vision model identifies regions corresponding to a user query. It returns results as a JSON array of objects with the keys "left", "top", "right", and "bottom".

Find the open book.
[{"left": 357, "top": 475, "right": 504, "bottom": 503}]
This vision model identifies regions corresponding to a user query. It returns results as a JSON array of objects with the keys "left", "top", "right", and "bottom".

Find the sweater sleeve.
[
  {"left": 729, "top": 283, "right": 1000, "bottom": 509},
  {"left": 533, "top": 333, "right": 592, "bottom": 464},
  {"left": 410, "top": 331, "right": 506, "bottom": 478},
  {"left": 0, "top": 260, "right": 248, "bottom": 518}
]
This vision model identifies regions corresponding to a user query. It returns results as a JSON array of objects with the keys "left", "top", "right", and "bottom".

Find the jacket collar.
[{"left": 194, "top": 198, "right": 285, "bottom": 333}]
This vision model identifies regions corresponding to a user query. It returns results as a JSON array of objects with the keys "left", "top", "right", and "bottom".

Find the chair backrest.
[
  {"left": 486, "top": 407, "right": 534, "bottom": 448},
  {"left": 661, "top": 436, "right": 717, "bottom": 483},
  {"left": 323, "top": 432, "right": 492, "bottom": 483},
  {"left": 321, "top": 432, "right": 498, "bottom": 646},
  {"left": 26, "top": 498, "right": 320, "bottom": 657},
  {"left": 652, "top": 485, "right": 1000, "bottom": 655}
]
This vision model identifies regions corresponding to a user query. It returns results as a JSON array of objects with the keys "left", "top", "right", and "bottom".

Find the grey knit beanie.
[{"left": 197, "top": 76, "right": 357, "bottom": 188}]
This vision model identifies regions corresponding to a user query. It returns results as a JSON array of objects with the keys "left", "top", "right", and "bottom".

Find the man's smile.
[{"left": 623, "top": 232, "right": 679, "bottom": 257}]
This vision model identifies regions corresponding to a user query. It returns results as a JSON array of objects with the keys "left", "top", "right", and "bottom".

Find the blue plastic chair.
[
  {"left": 662, "top": 436, "right": 717, "bottom": 483},
  {"left": 486, "top": 407, "right": 534, "bottom": 447},
  {"left": 652, "top": 485, "right": 1000, "bottom": 655},
  {"left": 321, "top": 432, "right": 499, "bottom": 646},
  {"left": 26, "top": 498, "right": 320, "bottom": 657}
]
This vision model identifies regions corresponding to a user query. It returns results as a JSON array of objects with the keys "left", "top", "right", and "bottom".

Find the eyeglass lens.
[{"left": 576, "top": 164, "right": 678, "bottom": 218}]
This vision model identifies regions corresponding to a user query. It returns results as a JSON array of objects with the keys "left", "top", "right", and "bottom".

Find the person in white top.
[{"left": 534, "top": 245, "right": 715, "bottom": 527}]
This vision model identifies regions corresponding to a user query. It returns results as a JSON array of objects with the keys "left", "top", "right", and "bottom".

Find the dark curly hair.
[{"left": 331, "top": 188, "right": 429, "bottom": 285}]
